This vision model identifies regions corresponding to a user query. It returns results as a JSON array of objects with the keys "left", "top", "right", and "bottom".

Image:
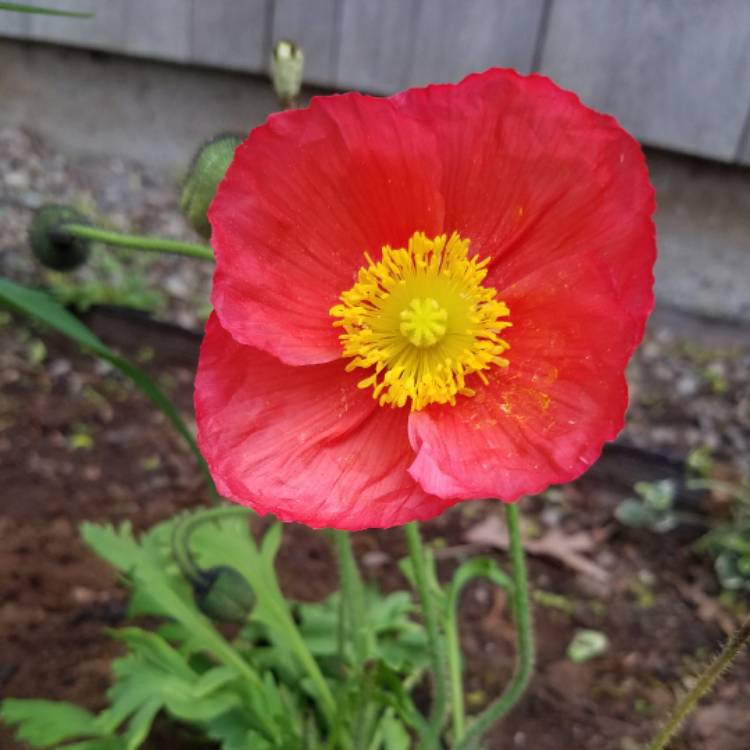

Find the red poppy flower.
[{"left": 195, "top": 68, "right": 656, "bottom": 530}]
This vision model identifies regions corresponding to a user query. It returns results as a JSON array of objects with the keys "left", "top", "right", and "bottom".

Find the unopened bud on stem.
[
  {"left": 194, "top": 565, "right": 256, "bottom": 624},
  {"left": 271, "top": 39, "right": 304, "bottom": 108},
  {"left": 29, "top": 204, "right": 92, "bottom": 271},
  {"left": 180, "top": 134, "right": 242, "bottom": 239}
]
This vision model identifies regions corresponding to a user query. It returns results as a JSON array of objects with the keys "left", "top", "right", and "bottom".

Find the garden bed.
[{"left": 1, "top": 301, "right": 749, "bottom": 750}]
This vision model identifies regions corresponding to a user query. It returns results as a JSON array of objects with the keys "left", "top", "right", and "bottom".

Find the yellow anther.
[{"left": 330, "top": 231, "right": 511, "bottom": 410}]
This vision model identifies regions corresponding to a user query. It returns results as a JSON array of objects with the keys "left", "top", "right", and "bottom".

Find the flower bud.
[
  {"left": 180, "top": 134, "right": 242, "bottom": 239},
  {"left": 29, "top": 204, "right": 91, "bottom": 271},
  {"left": 270, "top": 39, "right": 304, "bottom": 107},
  {"left": 193, "top": 565, "right": 256, "bottom": 623}
]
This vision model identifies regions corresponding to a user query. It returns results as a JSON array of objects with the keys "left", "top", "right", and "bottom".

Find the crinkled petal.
[
  {"left": 395, "top": 68, "right": 655, "bottom": 334},
  {"left": 209, "top": 93, "right": 445, "bottom": 366},
  {"left": 408, "top": 247, "right": 641, "bottom": 501},
  {"left": 397, "top": 69, "right": 654, "bottom": 501},
  {"left": 195, "top": 316, "right": 451, "bottom": 530}
]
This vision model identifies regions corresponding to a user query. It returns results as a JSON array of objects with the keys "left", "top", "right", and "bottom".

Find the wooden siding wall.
[{"left": 2, "top": 0, "right": 750, "bottom": 164}]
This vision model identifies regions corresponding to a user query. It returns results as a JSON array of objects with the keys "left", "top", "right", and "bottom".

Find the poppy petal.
[
  {"left": 209, "top": 94, "right": 445, "bottom": 366},
  {"left": 195, "top": 316, "right": 451, "bottom": 530},
  {"left": 408, "top": 245, "right": 644, "bottom": 501},
  {"left": 395, "top": 68, "right": 655, "bottom": 328}
]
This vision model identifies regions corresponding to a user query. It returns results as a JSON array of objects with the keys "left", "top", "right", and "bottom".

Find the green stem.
[
  {"left": 61, "top": 223, "right": 214, "bottom": 261},
  {"left": 646, "top": 615, "right": 750, "bottom": 750},
  {"left": 333, "top": 531, "right": 369, "bottom": 665},
  {"left": 445, "top": 561, "right": 516, "bottom": 743},
  {"left": 405, "top": 522, "right": 447, "bottom": 749},
  {"left": 170, "top": 507, "right": 252, "bottom": 584},
  {"left": 455, "top": 504, "right": 534, "bottom": 750},
  {"left": 445, "top": 611, "right": 466, "bottom": 742}
]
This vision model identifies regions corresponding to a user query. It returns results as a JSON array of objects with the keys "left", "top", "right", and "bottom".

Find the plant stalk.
[
  {"left": 455, "top": 504, "right": 534, "bottom": 750},
  {"left": 405, "top": 522, "right": 447, "bottom": 749},
  {"left": 646, "top": 615, "right": 750, "bottom": 750},
  {"left": 61, "top": 223, "right": 214, "bottom": 261}
]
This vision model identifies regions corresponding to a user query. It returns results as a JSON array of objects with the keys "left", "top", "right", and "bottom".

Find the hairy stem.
[
  {"left": 405, "top": 522, "right": 447, "bottom": 749},
  {"left": 455, "top": 504, "right": 534, "bottom": 749},
  {"left": 646, "top": 615, "right": 750, "bottom": 750},
  {"left": 61, "top": 223, "right": 214, "bottom": 260}
]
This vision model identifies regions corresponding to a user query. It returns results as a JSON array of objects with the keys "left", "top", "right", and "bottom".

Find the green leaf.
[
  {"left": 122, "top": 699, "right": 161, "bottom": 750},
  {"left": 614, "top": 498, "right": 653, "bottom": 528},
  {"left": 0, "top": 699, "right": 104, "bottom": 747},
  {"left": 194, "top": 666, "right": 240, "bottom": 697},
  {"left": 51, "top": 741, "right": 123, "bottom": 750},
  {"left": 379, "top": 712, "right": 411, "bottom": 750},
  {"left": 0, "top": 2, "right": 93, "bottom": 17},
  {"left": 205, "top": 711, "right": 274, "bottom": 750},
  {"left": 0, "top": 277, "right": 214, "bottom": 496},
  {"left": 80, "top": 522, "right": 140, "bottom": 573},
  {"left": 111, "top": 628, "right": 195, "bottom": 681},
  {"left": 296, "top": 589, "right": 428, "bottom": 672},
  {"left": 260, "top": 522, "right": 283, "bottom": 566}
]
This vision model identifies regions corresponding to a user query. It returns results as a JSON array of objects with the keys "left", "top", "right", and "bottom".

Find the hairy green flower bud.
[
  {"left": 180, "top": 134, "right": 242, "bottom": 239},
  {"left": 270, "top": 39, "right": 304, "bottom": 107},
  {"left": 194, "top": 566, "right": 256, "bottom": 623},
  {"left": 29, "top": 204, "right": 91, "bottom": 271}
]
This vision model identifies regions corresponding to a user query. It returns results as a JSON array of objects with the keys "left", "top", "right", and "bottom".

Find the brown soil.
[{"left": 1, "top": 305, "right": 749, "bottom": 750}]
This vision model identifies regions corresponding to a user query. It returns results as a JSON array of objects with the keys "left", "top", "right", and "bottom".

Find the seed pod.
[
  {"left": 29, "top": 204, "right": 91, "bottom": 271},
  {"left": 180, "top": 134, "right": 242, "bottom": 239},
  {"left": 193, "top": 565, "right": 256, "bottom": 623}
]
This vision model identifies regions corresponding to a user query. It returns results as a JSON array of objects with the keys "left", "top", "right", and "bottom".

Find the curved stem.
[
  {"left": 445, "top": 612, "right": 465, "bottom": 742},
  {"left": 646, "top": 615, "right": 750, "bottom": 750},
  {"left": 170, "top": 516, "right": 209, "bottom": 587},
  {"left": 405, "top": 522, "right": 447, "bottom": 749},
  {"left": 455, "top": 504, "right": 534, "bottom": 750},
  {"left": 445, "top": 560, "right": 515, "bottom": 743},
  {"left": 170, "top": 507, "right": 252, "bottom": 585},
  {"left": 61, "top": 223, "right": 214, "bottom": 261}
]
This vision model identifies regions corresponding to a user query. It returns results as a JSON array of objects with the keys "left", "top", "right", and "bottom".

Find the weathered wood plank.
[
  {"left": 336, "top": 0, "right": 419, "bottom": 92},
  {"left": 272, "top": 0, "right": 339, "bottom": 85},
  {"left": 0, "top": 4, "right": 31, "bottom": 37},
  {"left": 409, "top": 0, "right": 547, "bottom": 87},
  {"left": 30, "top": 0, "right": 125, "bottom": 51},
  {"left": 124, "top": 0, "right": 191, "bottom": 61},
  {"left": 190, "top": 0, "right": 268, "bottom": 72},
  {"left": 539, "top": 0, "right": 750, "bottom": 162}
]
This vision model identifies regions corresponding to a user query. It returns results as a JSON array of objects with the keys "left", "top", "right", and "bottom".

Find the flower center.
[
  {"left": 399, "top": 297, "right": 448, "bottom": 348},
  {"left": 330, "top": 231, "right": 511, "bottom": 410}
]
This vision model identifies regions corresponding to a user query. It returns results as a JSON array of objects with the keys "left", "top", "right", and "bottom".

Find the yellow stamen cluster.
[{"left": 330, "top": 231, "right": 511, "bottom": 410}]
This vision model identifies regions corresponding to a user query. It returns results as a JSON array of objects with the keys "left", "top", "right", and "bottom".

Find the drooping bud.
[
  {"left": 270, "top": 39, "right": 304, "bottom": 107},
  {"left": 180, "top": 134, "right": 242, "bottom": 239},
  {"left": 29, "top": 204, "right": 92, "bottom": 271},
  {"left": 193, "top": 565, "right": 256, "bottom": 623}
]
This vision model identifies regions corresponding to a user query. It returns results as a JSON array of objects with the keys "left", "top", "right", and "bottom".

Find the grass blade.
[
  {"left": 0, "top": 2, "right": 93, "bottom": 17},
  {"left": 0, "top": 277, "right": 216, "bottom": 498}
]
